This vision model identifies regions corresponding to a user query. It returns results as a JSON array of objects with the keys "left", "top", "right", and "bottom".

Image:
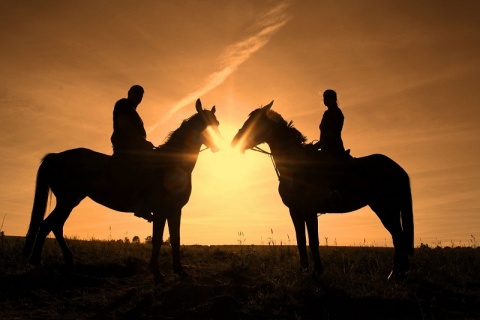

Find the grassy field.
[{"left": 0, "top": 236, "right": 479, "bottom": 319}]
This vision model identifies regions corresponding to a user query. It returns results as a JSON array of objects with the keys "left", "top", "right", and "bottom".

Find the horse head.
[
  {"left": 157, "top": 99, "right": 222, "bottom": 154},
  {"left": 231, "top": 101, "right": 275, "bottom": 153},
  {"left": 195, "top": 99, "right": 222, "bottom": 153}
]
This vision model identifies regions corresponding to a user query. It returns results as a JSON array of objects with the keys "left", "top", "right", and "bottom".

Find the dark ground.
[{"left": 1, "top": 236, "right": 479, "bottom": 319}]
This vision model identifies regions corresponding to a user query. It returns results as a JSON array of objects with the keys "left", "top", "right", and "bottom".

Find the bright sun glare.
[{"left": 197, "top": 124, "right": 268, "bottom": 186}]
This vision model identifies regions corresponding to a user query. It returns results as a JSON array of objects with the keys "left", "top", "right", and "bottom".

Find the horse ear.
[
  {"left": 196, "top": 99, "right": 203, "bottom": 113},
  {"left": 264, "top": 100, "right": 274, "bottom": 111},
  {"left": 211, "top": 105, "right": 216, "bottom": 114}
]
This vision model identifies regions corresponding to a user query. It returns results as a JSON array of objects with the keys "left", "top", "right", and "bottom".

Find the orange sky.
[{"left": 1, "top": 1, "right": 479, "bottom": 246}]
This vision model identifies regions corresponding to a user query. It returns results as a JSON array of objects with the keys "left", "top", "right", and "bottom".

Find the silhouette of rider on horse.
[
  {"left": 313, "top": 89, "right": 351, "bottom": 208},
  {"left": 111, "top": 85, "right": 155, "bottom": 221}
]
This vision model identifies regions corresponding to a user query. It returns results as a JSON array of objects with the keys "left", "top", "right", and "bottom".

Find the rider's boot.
[{"left": 135, "top": 201, "right": 153, "bottom": 222}]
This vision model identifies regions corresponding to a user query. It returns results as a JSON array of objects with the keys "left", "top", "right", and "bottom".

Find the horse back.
[
  {"left": 355, "top": 153, "right": 409, "bottom": 179},
  {"left": 43, "top": 147, "right": 110, "bottom": 174}
]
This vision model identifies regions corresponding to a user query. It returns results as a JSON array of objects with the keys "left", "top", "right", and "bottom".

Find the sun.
[{"left": 194, "top": 124, "right": 272, "bottom": 186}]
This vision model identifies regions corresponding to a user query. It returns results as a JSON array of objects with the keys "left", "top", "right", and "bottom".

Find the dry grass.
[{"left": 1, "top": 236, "right": 479, "bottom": 319}]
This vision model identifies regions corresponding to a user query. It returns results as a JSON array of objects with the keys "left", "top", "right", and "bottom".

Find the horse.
[
  {"left": 232, "top": 101, "right": 414, "bottom": 280},
  {"left": 23, "top": 99, "right": 222, "bottom": 283}
]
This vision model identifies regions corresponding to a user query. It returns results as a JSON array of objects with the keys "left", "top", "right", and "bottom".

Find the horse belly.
[
  {"left": 279, "top": 181, "right": 326, "bottom": 212},
  {"left": 279, "top": 180, "right": 368, "bottom": 214},
  {"left": 88, "top": 187, "right": 139, "bottom": 212},
  {"left": 316, "top": 190, "right": 369, "bottom": 214}
]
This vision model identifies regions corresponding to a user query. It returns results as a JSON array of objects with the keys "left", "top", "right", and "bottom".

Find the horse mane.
[
  {"left": 158, "top": 113, "right": 201, "bottom": 148},
  {"left": 256, "top": 108, "right": 307, "bottom": 145}
]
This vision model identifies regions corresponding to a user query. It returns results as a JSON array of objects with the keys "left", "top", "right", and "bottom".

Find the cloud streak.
[{"left": 150, "top": 2, "right": 291, "bottom": 131}]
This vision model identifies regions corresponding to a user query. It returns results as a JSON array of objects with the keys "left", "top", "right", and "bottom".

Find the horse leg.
[
  {"left": 306, "top": 213, "right": 323, "bottom": 277},
  {"left": 150, "top": 214, "right": 167, "bottom": 284},
  {"left": 167, "top": 208, "right": 188, "bottom": 277},
  {"left": 289, "top": 209, "right": 309, "bottom": 271},
  {"left": 30, "top": 222, "right": 49, "bottom": 265},
  {"left": 51, "top": 204, "right": 76, "bottom": 267},
  {"left": 30, "top": 204, "right": 61, "bottom": 265},
  {"left": 31, "top": 200, "right": 76, "bottom": 266},
  {"left": 371, "top": 204, "right": 410, "bottom": 279}
]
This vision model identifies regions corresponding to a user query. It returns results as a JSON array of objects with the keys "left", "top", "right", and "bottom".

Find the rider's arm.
[
  {"left": 117, "top": 113, "right": 139, "bottom": 135},
  {"left": 116, "top": 113, "right": 155, "bottom": 149}
]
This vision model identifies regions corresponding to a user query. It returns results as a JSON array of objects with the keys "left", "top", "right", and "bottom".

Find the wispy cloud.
[{"left": 150, "top": 3, "right": 291, "bottom": 131}]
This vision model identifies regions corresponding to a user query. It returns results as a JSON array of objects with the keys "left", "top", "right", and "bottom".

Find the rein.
[{"left": 252, "top": 146, "right": 280, "bottom": 180}]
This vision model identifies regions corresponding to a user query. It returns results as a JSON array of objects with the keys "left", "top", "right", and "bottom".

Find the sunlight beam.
[{"left": 204, "top": 125, "right": 225, "bottom": 151}]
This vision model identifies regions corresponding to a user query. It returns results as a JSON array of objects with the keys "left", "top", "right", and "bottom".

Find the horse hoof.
[
  {"left": 173, "top": 263, "right": 189, "bottom": 277},
  {"left": 175, "top": 268, "right": 189, "bottom": 278}
]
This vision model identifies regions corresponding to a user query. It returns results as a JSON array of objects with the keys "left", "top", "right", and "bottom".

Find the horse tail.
[
  {"left": 22, "top": 154, "right": 52, "bottom": 257},
  {"left": 401, "top": 173, "right": 414, "bottom": 256}
]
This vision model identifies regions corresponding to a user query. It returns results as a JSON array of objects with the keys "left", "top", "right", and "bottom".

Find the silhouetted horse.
[
  {"left": 23, "top": 99, "right": 221, "bottom": 283},
  {"left": 232, "top": 102, "right": 413, "bottom": 280}
]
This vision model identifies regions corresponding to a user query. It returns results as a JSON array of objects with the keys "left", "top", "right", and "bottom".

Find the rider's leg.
[{"left": 134, "top": 194, "right": 153, "bottom": 222}]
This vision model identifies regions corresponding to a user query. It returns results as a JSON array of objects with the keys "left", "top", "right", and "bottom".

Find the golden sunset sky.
[{"left": 1, "top": 1, "right": 479, "bottom": 246}]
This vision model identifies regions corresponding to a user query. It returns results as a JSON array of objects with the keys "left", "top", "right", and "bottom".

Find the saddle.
[{"left": 304, "top": 142, "right": 352, "bottom": 162}]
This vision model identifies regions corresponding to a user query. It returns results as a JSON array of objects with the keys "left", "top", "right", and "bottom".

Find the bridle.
[
  {"left": 251, "top": 145, "right": 280, "bottom": 181},
  {"left": 239, "top": 118, "right": 281, "bottom": 180}
]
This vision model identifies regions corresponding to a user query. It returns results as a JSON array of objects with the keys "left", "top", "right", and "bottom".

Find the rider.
[
  {"left": 317, "top": 89, "right": 346, "bottom": 158},
  {"left": 111, "top": 85, "right": 155, "bottom": 154},
  {"left": 317, "top": 89, "right": 347, "bottom": 208},
  {"left": 111, "top": 85, "right": 155, "bottom": 222}
]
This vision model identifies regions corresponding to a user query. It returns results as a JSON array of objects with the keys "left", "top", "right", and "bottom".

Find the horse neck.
[
  {"left": 160, "top": 128, "right": 202, "bottom": 172},
  {"left": 265, "top": 126, "right": 304, "bottom": 176}
]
